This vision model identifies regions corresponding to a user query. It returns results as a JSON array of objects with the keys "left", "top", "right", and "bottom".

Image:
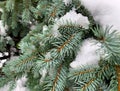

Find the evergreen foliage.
[{"left": 0, "top": 0, "right": 120, "bottom": 91}]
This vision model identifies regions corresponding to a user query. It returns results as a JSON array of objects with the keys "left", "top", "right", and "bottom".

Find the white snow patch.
[
  {"left": 39, "top": 68, "right": 47, "bottom": 83},
  {"left": 0, "top": 20, "right": 7, "bottom": 36},
  {"left": 0, "top": 53, "right": 2, "bottom": 57},
  {"left": 63, "top": 0, "right": 72, "bottom": 5},
  {"left": 0, "top": 8, "right": 3, "bottom": 12},
  {"left": 0, "top": 63, "right": 3, "bottom": 68},
  {"left": 0, "top": 85, "right": 10, "bottom": 91},
  {"left": 80, "top": 0, "right": 120, "bottom": 33},
  {"left": 70, "top": 38, "right": 102, "bottom": 68},
  {"left": 43, "top": 25, "right": 48, "bottom": 34},
  {"left": 13, "top": 76, "right": 29, "bottom": 91},
  {"left": 0, "top": 76, "right": 29, "bottom": 91},
  {"left": 52, "top": 24, "right": 61, "bottom": 37}
]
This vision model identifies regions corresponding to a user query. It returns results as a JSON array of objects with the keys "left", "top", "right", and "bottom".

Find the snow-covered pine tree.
[{"left": 0, "top": 0, "right": 120, "bottom": 91}]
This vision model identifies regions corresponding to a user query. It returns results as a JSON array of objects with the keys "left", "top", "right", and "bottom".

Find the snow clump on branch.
[
  {"left": 52, "top": 9, "right": 90, "bottom": 37},
  {"left": 70, "top": 38, "right": 102, "bottom": 68}
]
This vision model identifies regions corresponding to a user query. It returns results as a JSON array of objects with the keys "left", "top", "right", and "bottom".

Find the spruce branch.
[
  {"left": 58, "top": 25, "right": 85, "bottom": 38},
  {"left": 69, "top": 66, "right": 96, "bottom": 82},
  {"left": 57, "top": 34, "right": 75, "bottom": 52},
  {"left": 6, "top": 0, "right": 15, "bottom": 11},
  {"left": 92, "top": 26, "right": 120, "bottom": 57},
  {"left": 15, "top": 55, "right": 36, "bottom": 67},
  {"left": 81, "top": 78, "right": 95, "bottom": 91},
  {"left": 73, "top": 69, "right": 94, "bottom": 76},
  {"left": 51, "top": 64, "right": 63, "bottom": 91},
  {"left": 43, "top": 64, "right": 67, "bottom": 91},
  {"left": 52, "top": 32, "right": 83, "bottom": 59},
  {"left": 69, "top": 62, "right": 114, "bottom": 91}
]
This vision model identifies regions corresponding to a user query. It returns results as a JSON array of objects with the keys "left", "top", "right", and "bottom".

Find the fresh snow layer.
[
  {"left": 70, "top": 39, "right": 101, "bottom": 68},
  {"left": 80, "top": 0, "right": 120, "bottom": 33},
  {"left": 57, "top": 9, "right": 90, "bottom": 29}
]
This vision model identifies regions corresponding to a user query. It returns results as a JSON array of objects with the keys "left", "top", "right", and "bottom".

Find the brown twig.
[{"left": 115, "top": 65, "right": 120, "bottom": 91}]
